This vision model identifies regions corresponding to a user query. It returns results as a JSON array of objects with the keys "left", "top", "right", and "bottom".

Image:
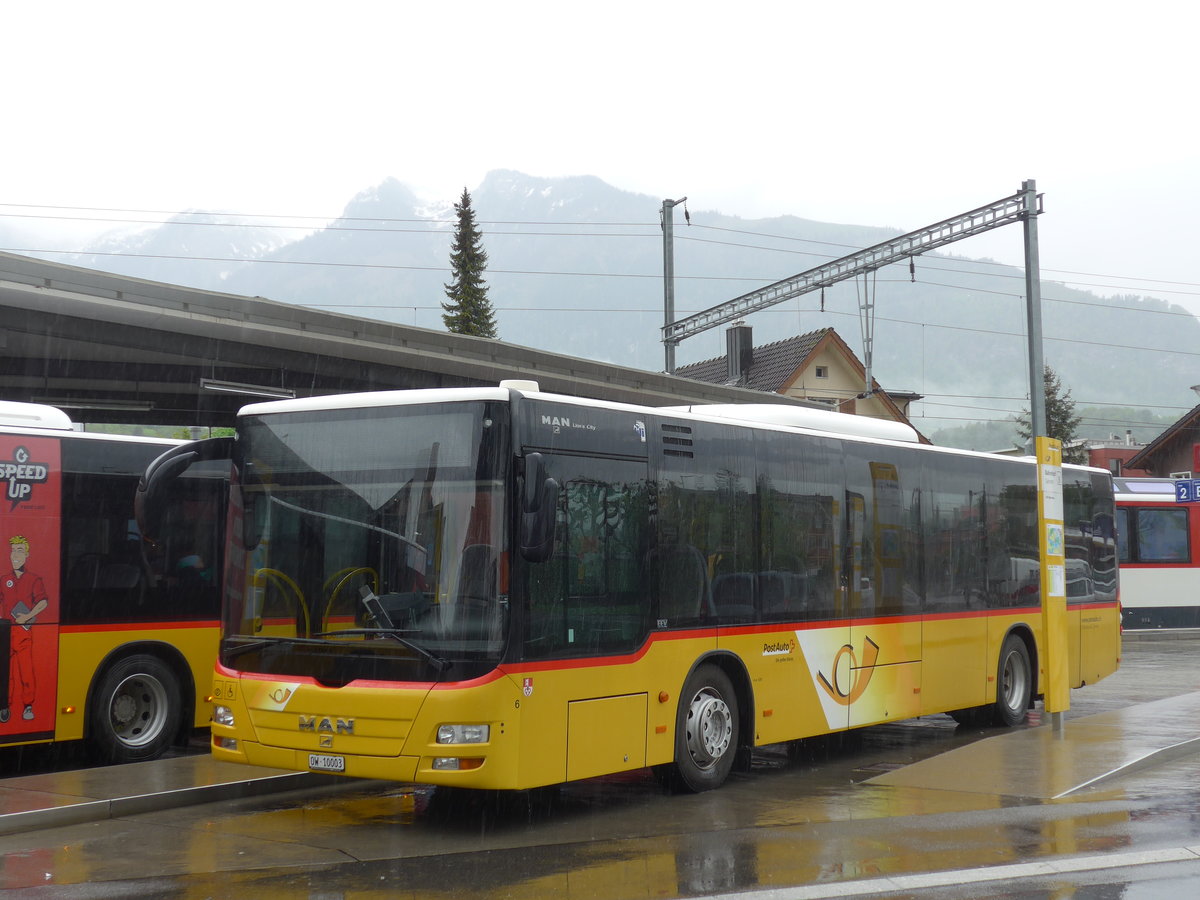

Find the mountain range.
[{"left": 10, "top": 170, "right": 1198, "bottom": 446}]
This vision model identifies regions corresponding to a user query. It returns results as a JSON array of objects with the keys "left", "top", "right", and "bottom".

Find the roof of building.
[
  {"left": 676, "top": 328, "right": 838, "bottom": 392},
  {"left": 1126, "top": 402, "right": 1200, "bottom": 471},
  {"left": 675, "top": 326, "right": 932, "bottom": 443}
]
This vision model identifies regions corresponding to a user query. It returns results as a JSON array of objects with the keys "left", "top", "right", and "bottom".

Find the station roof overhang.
[{"left": 0, "top": 251, "right": 815, "bottom": 428}]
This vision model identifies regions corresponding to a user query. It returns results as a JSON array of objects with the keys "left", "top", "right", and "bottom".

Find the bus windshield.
[{"left": 221, "top": 400, "right": 510, "bottom": 683}]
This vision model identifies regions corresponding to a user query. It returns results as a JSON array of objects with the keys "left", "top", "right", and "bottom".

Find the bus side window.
[{"left": 522, "top": 456, "right": 650, "bottom": 659}]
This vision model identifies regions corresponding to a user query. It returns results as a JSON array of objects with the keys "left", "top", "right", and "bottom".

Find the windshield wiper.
[
  {"left": 221, "top": 635, "right": 328, "bottom": 661},
  {"left": 225, "top": 629, "right": 450, "bottom": 674},
  {"left": 305, "top": 586, "right": 452, "bottom": 675},
  {"left": 312, "top": 626, "right": 450, "bottom": 674}
]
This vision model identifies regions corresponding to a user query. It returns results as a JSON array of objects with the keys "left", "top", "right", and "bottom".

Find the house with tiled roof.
[
  {"left": 1124, "top": 402, "right": 1200, "bottom": 477},
  {"left": 675, "top": 325, "right": 928, "bottom": 441}
]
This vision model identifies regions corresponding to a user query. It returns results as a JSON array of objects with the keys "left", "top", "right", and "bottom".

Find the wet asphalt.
[{"left": 0, "top": 631, "right": 1196, "bottom": 899}]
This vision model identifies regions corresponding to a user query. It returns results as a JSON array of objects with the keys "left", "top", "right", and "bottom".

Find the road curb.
[{"left": 0, "top": 768, "right": 342, "bottom": 837}]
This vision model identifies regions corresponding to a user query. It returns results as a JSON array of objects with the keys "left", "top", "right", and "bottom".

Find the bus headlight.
[
  {"left": 437, "top": 724, "right": 489, "bottom": 744},
  {"left": 213, "top": 704, "right": 235, "bottom": 727}
]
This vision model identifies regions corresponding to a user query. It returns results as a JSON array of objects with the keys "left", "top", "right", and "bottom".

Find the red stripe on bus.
[
  {"left": 61, "top": 620, "right": 219, "bottom": 634},
  {"left": 214, "top": 600, "right": 1117, "bottom": 690}
]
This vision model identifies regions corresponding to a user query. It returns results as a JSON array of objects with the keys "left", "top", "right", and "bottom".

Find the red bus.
[{"left": 0, "top": 401, "right": 224, "bottom": 762}]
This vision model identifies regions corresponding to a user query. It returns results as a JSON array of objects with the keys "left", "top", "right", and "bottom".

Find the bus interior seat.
[
  {"left": 759, "top": 570, "right": 806, "bottom": 614},
  {"left": 711, "top": 572, "right": 756, "bottom": 619},
  {"left": 97, "top": 562, "right": 142, "bottom": 591}
]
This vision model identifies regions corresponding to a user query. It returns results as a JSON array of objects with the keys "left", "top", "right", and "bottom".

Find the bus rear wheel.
[
  {"left": 87, "top": 654, "right": 183, "bottom": 765},
  {"left": 992, "top": 635, "right": 1032, "bottom": 727},
  {"left": 662, "top": 664, "right": 739, "bottom": 793}
]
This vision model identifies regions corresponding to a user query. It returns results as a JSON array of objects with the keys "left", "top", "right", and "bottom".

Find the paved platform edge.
[
  {"left": 1120, "top": 627, "right": 1200, "bottom": 641},
  {"left": 1054, "top": 733, "right": 1200, "bottom": 798},
  {"left": 0, "top": 770, "right": 341, "bottom": 837},
  {"left": 866, "top": 690, "right": 1200, "bottom": 799}
]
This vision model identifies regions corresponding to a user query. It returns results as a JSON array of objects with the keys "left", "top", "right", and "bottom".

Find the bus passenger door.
[
  {"left": 798, "top": 490, "right": 865, "bottom": 736},
  {"left": 844, "top": 456, "right": 923, "bottom": 729},
  {"left": 518, "top": 452, "right": 653, "bottom": 784}
]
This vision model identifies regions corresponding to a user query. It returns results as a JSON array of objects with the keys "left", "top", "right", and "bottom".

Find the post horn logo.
[{"left": 816, "top": 636, "right": 880, "bottom": 706}]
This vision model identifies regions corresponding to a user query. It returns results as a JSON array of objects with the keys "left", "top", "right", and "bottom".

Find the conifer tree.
[
  {"left": 441, "top": 188, "right": 497, "bottom": 338},
  {"left": 1017, "top": 365, "right": 1086, "bottom": 463}
]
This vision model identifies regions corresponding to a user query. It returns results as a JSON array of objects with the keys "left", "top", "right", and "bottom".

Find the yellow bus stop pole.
[{"left": 1036, "top": 436, "right": 1069, "bottom": 734}]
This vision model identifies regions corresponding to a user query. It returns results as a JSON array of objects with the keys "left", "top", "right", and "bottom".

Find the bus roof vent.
[
  {"left": 0, "top": 401, "right": 74, "bottom": 430},
  {"left": 660, "top": 422, "right": 694, "bottom": 458},
  {"left": 500, "top": 380, "right": 540, "bottom": 393}
]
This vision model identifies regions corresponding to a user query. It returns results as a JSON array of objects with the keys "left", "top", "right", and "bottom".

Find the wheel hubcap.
[
  {"left": 110, "top": 674, "right": 168, "bottom": 748},
  {"left": 1001, "top": 651, "right": 1027, "bottom": 712},
  {"left": 685, "top": 687, "right": 733, "bottom": 769}
]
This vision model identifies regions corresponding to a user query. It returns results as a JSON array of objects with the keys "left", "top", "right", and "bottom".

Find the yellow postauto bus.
[
  {"left": 0, "top": 401, "right": 225, "bottom": 763},
  {"left": 140, "top": 382, "right": 1120, "bottom": 792}
]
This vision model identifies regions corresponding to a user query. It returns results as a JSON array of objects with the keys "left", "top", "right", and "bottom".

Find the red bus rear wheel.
[{"left": 87, "top": 654, "right": 183, "bottom": 764}]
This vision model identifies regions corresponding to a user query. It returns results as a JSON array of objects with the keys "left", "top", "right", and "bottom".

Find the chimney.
[
  {"left": 1125, "top": 429, "right": 1133, "bottom": 446},
  {"left": 726, "top": 323, "right": 753, "bottom": 384}
]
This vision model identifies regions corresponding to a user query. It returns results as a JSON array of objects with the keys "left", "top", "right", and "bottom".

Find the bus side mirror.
[
  {"left": 136, "top": 437, "right": 234, "bottom": 542},
  {"left": 519, "top": 452, "right": 558, "bottom": 563}
]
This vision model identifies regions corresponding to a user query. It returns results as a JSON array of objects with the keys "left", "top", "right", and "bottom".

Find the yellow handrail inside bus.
[
  {"left": 323, "top": 566, "right": 379, "bottom": 628},
  {"left": 252, "top": 567, "right": 310, "bottom": 637}
]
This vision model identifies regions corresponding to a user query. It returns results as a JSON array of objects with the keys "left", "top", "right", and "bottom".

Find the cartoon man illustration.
[{"left": 1, "top": 536, "right": 48, "bottom": 723}]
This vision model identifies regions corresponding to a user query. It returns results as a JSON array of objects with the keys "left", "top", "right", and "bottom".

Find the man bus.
[{"left": 139, "top": 382, "right": 1120, "bottom": 791}]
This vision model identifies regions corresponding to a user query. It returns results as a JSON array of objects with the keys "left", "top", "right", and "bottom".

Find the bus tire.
[
  {"left": 992, "top": 634, "right": 1032, "bottom": 727},
  {"left": 666, "top": 664, "right": 740, "bottom": 793},
  {"left": 87, "top": 654, "right": 183, "bottom": 765}
]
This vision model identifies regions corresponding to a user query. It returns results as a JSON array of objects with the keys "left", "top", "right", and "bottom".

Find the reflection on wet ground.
[{"left": 1, "top": 636, "right": 1198, "bottom": 898}]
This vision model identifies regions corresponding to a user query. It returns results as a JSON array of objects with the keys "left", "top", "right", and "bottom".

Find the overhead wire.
[
  {"left": 7, "top": 239, "right": 1193, "bottom": 373},
  {"left": 4, "top": 202, "right": 1199, "bottom": 297},
  {"left": 4, "top": 202, "right": 1198, "bottom": 428}
]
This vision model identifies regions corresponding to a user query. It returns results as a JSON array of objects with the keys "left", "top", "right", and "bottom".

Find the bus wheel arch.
[
  {"left": 660, "top": 653, "right": 753, "bottom": 793},
  {"left": 85, "top": 644, "right": 193, "bottom": 764}
]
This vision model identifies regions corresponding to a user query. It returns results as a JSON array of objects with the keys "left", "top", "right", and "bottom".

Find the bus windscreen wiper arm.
[
  {"left": 310, "top": 627, "right": 450, "bottom": 674},
  {"left": 312, "top": 586, "right": 452, "bottom": 674}
]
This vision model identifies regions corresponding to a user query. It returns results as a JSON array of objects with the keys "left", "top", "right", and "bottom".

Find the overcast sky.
[{"left": 5, "top": 1, "right": 1199, "bottom": 312}]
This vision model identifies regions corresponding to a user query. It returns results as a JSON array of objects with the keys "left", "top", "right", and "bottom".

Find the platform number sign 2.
[{"left": 1174, "top": 479, "right": 1200, "bottom": 502}]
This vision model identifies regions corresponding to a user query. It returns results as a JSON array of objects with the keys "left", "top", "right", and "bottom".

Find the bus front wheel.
[
  {"left": 993, "top": 635, "right": 1032, "bottom": 727},
  {"left": 662, "top": 664, "right": 740, "bottom": 793},
  {"left": 87, "top": 654, "right": 183, "bottom": 765}
]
